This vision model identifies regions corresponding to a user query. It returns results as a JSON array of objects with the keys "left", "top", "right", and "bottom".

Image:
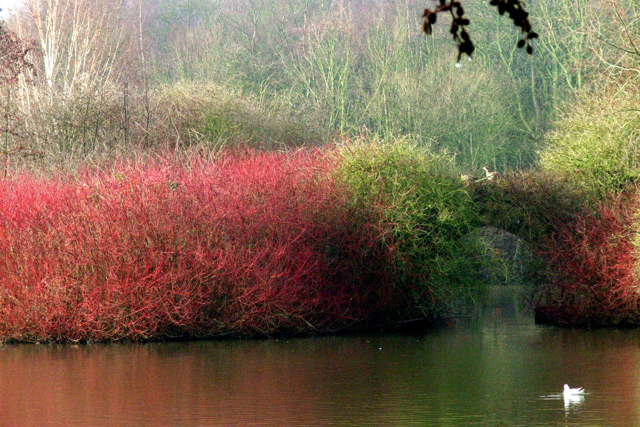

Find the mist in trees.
[{"left": 0, "top": 0, "right": 637, "bottom": 173}]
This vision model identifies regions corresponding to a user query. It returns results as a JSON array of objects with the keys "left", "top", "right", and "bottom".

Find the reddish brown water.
[{"left": 1, "top": 316, "right": 639, "bottom": 426}]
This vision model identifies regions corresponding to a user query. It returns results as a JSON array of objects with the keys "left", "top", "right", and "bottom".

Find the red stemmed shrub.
[
  {"left": 0, "top": 149, "right": 396, "bottom": 342},
  {"left": 536, "top": 193, "right": 640, "bottom": 326}
]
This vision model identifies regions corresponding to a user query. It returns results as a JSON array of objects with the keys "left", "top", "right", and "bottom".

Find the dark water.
[{"left": 1, "top": 310, "right": 639, "bottom": 425}]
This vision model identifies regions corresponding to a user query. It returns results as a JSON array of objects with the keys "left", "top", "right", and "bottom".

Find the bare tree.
[
  {"left": 0, "top": 23, "right": 37, "bottom": 175},
  {"left": 18, "top": 0, "right": 130, "bottom": 97}
]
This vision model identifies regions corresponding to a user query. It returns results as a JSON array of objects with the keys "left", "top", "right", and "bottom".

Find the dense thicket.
[
  {"left": 0, "top": 146, "right": 488, "bottom": 342},
  {"left": 1, "top": 0, "right": 640, "bottom": 335}
]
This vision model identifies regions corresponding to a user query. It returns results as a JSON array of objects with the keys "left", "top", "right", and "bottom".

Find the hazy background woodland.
[{"left": 1, "top": 0, "right": 638, "bottom": 173}]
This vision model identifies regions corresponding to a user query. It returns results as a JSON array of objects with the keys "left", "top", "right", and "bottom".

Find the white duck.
[{"left": 563, "top": 384, "right": 585, "bottom": 396}]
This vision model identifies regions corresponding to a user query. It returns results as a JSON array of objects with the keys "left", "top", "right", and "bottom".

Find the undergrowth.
[
  {"left": 7, "top": 138, "right": 640, "bottom": 339},
  {"left": 0, "top": 142, "right": 492, "bottom": 342},
  {"left": 6, "top": 82, "right": 322, "bottom": 174}
]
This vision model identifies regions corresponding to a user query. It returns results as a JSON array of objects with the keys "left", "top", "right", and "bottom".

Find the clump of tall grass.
[
  {"left": 9, "top": 82, "right": 321, "bottom": 172},
  {"left": 334, "top": 138, "right": 484, "bottom": 317},
  {"left": 151, "top": 83, "right": 323, "bottom": 149},
  {"left": 539, "top": 89, "right": 640, "bottom": 200}
]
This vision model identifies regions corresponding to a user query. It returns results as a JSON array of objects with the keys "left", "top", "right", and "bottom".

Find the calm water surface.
[{"left": 1, "top": 312, "right": 639, "bottom": 425}]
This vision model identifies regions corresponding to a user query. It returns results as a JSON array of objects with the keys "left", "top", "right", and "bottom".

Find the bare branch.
[{"left": 422, "top": 0, "right": 537, "bottom": 61}]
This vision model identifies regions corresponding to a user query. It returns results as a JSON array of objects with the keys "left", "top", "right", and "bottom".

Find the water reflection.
[
  {"left": 564, "top": 393, "right": 585, "bottom": 412},
  {"left": 0, "top": 316, "right": 639, "bottom": 425}
]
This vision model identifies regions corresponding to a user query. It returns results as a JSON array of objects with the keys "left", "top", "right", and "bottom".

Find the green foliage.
[
  {"left": 11, "top": 0, "right": 625, "bottom": 173},
  {"left": 147, "top": 0, "right": 549, "bottom": 171},
  {"left": 7, "top": 0, "right": 635, "bottom": 175},
  {"left": 335, "top": 139, "right": 484, "bottom": 317},
  {"left": 538, "top": 90, "right": 640, "bottom": 200},
  {"left": 472, "top": 170, "right": 588, "bottom": 243}
]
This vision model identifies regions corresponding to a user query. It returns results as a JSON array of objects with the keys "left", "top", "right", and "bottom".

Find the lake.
[{"left": 1, "top": 291, "right": 639, "bottom": 426}]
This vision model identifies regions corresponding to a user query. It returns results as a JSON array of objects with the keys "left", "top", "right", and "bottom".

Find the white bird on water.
[{"left": 563, "top": 384, "right": 585, "bottom": 396}]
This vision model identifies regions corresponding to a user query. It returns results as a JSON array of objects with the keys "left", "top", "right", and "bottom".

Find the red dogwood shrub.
[
  {"left": 536, "top": 193, "right": 640, "bottom": 326},
  {"left": 0, "top": 150, "right": 396, "bottom": 342}
]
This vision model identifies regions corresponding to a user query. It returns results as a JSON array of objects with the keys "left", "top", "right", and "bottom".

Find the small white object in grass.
[
  {"left": 482, "top": 166, "right": 497, "bottom": 180},
  {"left": 455, "top": 62, "right": 462, "bottom": 68},
  {"left": 563, "top": 384, "right": 585, "bottom": 396}
]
